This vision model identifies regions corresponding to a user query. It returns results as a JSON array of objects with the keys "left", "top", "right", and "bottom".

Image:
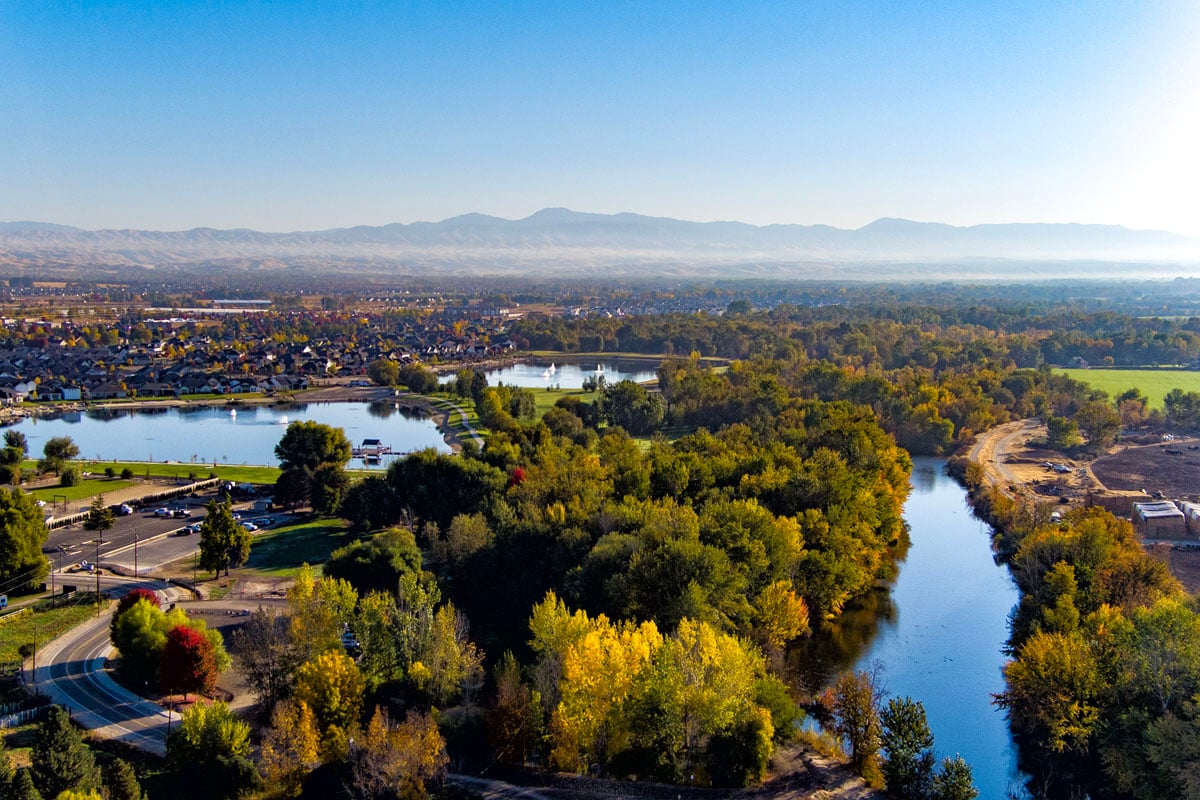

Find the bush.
[
  {"left": 104, "top": 466, "right": 116, "bottom": 478},
  {"left": 60, "top": 467, "right": 81, "bottom": 487},
  {"left": 121, "top": 467, "right": 135, "bottom": 479}
]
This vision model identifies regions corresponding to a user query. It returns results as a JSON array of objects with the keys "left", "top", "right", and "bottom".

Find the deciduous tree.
[
  {"left": 198, "top": 500, "right": 251, "bottom": 577},
  {"left": 260, "top": 699, "right": 320, "bottom": 798},
  {"left": 160, "top": 625, "right": 218, "bottom": 700},
  {"left": 832, "top": 670, "right": 883, "bottom": 782},
  {"left": 230, "top": 608, "right": 301, "bottom": 710},
  {"left": 166, "top": 701, "right": 259, "bottom": 800},
  {"left": 0, "top": 487, "right": 49, "bottom": 591}
]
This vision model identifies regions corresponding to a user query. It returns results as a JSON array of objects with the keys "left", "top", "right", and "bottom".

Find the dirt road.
[{"left": 967, "top": 419, "right": 1042, "bottom": 488}]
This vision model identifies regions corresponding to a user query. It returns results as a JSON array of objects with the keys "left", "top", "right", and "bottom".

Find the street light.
[{"left": 133, "top": 532, "right": 139, "bottom": 579}]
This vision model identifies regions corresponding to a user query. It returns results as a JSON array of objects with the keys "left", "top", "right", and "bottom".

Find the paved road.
[
  {"left": 32, "top": 580, "right": 185, "bottom": 756},
  {"left": 31, "top": 581, "right": 286, "bottom": 756}
]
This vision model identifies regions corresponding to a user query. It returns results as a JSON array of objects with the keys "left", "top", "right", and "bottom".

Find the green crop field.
[{"left": 1058, "top": 368, "right": 1200, "bottom": 409}]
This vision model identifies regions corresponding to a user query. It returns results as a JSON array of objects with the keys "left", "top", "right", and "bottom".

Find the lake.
[
  {"left": 6, "top": 402, "right": 451, "bottom": 470},
  {"left": 447, "top": 360, "right": 659, "bottom": 389}
]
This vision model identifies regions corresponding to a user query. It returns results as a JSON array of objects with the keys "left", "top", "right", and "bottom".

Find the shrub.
[
  {"left": 60, "top": 467, "right": 81, "bottom": 487},
  {"left": 121, "top": 467, "right": 135, "bottom": 479}
]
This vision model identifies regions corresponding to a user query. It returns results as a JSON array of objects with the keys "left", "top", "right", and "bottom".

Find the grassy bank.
[{"left": 0, "top": 597, "right": 98, "bottom": 664}]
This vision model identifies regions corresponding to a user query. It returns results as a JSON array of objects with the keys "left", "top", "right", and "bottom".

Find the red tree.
[
  {"left": 160, "top": 625, "right": 217, "bottom": 700},
  {"left": 115, "top": 588, "right": 159, "bottom": 617}
]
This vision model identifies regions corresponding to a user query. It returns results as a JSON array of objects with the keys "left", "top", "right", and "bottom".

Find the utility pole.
[
  {"left": 93, "top": 537, "right": 102, "bottom": 615},
  {"left": 133, "top": 532, "right": 139, "bottom": 579}
]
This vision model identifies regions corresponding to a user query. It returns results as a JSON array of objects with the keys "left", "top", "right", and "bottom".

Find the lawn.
[
  {"left": 27, "top": 478, "right": 135, "bottom": 503},
  {"left": 1058, "top": 368, "right": 1200, "bottom": 409},
  {"left": 240, "top": 517, "right": 354, "bottom": 579},
  {"left": 70, "top": 461, "right": 282, "bottom": 485},
  {"left": 531, "top": 386, "right": 599, "bottom": 417},
  {"left": 0, "top": 598, "right": 97, "bottom": 663}
]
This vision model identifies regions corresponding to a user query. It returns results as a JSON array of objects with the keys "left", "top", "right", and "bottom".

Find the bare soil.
[{"left": 1090, "top": 438, "right": 1200, "bottom": 499}]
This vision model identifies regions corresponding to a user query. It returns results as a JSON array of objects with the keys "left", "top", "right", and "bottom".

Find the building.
[
  {"left": 1132, "top": 501, "right": 1187, "bottom": 539},
  {"left": 1178, "top": 501, "right": 1200, "bottom": 539}
]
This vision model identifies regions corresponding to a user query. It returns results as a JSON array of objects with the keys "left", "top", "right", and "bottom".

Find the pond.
[
  {"left": 445, "top": 360, "right": 659, "bottom": 389},
  {"left": 7, "top": 402, "right": 451, "bottom": 470}
]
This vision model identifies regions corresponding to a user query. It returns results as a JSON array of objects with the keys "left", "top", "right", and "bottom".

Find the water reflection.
[
  {"left": 7, "top": 401, "right": 450, "bottom": 469},
  {"left": 790, "top": 588, "right": 898, "bottom": 694},
  {"left": 792, "top": 458, "right": 1024, "bottom": 799}
]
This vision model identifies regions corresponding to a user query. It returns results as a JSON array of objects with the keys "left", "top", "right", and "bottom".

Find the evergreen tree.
[
  {"left": 932, "top": 755, "right": 978, "bottom": 800},
  {"left": 880, "top": 696, "right": 936, "bottom": 799},
  {"left": 103, "top": 758, "right": 144, "bottom": 800},
  {"left": 31, "top": 706, "right": 101, "bottom": 799},
  {"left": 8, "top": 769, "right": 42, "bottom": 800}
]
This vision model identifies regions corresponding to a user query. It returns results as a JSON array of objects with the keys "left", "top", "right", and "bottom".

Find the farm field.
[{"left": 1059, "top": 368, "right": 1200, "bottom": 408}]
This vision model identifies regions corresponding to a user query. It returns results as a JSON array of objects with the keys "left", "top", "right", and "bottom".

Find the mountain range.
[{"left": 2, "top": 209, "right": 1197, "bottom": 280}]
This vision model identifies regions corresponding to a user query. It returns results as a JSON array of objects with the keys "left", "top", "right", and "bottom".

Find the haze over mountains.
[{"left": 2, "top": 209, "right": 1197, "bottom": 280}]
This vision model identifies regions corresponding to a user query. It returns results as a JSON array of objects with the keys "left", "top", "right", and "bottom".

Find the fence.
[{"left": 45, "top": 477, "right": 222, "bottom": 529}]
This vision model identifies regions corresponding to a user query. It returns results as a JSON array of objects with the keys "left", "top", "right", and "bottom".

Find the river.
[
  {"left": 12, "top": 404, "right": 1022, "bottom": 794},
  {"left": 798, "top": 457, "right": 1024, "bottom": 798}
]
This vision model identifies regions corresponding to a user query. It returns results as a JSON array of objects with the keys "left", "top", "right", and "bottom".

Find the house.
[{"left": 1178, "top": 501, "right": 1200, "bottom": 540}]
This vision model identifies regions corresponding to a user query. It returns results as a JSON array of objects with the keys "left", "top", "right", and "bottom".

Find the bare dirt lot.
[
  {"left": 1090, "top": 438, "right": 1200, "bottom": 498},
  {"left": 970, "top": 423, "right": 1200, "bottom": 593}
]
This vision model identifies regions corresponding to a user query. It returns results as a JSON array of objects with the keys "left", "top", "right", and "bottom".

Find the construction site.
[{"left": 969, "top": 419, "right": 1200, "bottom": 591}]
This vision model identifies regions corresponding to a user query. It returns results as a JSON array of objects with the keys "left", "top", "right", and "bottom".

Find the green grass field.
[
  {"left": 241, "top": 517, "right": 353, "bottom": 579},
  {"left": 1059, "top": 368, "right": 1200, "bottom": 409},
  {"left": 0, "top": 598, "right": 97, "bottom": 663},
  {"left": 67, "top": 461, "right": 282, "bottom": 484},
  {"left": 27, "top": 478, "right": 136, "bottom": 503}
]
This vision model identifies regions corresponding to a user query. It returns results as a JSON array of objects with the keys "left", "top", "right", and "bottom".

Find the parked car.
[
  {"left": 241, "top": 522, "right": 259, "bottom": 533},
  {"left": 153, "top": 507, "right": 172, "bottom": 517},
  {"left": 118, "top": 504, "right": 134, "bottom": 516},
  {"left": 252, "top": 517, "right": 276, "bottom": 528},
  {"left": 172, "top": 508, "right": 192, "bottom": 518}
]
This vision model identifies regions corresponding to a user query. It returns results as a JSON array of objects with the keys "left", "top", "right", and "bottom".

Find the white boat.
[
  {"left": 542, "top": 369, "right": 551, "bottom": 379},
  {"left": 277, "top": 416, "right": 289, "bottom": 424},
  {"left": 229, "top": 408, "right": 237, "bottom": 417},
  {"left": 548, "top": 363, "right": 557, "bottom": 375}
]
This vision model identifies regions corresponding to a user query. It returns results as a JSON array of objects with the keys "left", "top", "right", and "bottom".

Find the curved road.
[
  {"left": 31, "top": 580, "right": 184, "bottom": 755},
  {"left": 30, "top": 582, "right": 283, "bottom": 756}
]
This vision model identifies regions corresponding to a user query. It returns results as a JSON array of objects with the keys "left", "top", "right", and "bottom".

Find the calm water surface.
[
  {"left": 8, "top": 402, "right": 450, "bottom": 469},
  {"left": 858, "top": 457, "right": 1024, "bottom": 799},
  {"left": 452, "top": 360, "right": 658, "bottom": 389}
]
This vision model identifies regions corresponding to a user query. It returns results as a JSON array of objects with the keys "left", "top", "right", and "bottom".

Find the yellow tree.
[
  {"left": 295, "top": 651, "right": 366, "bottom": 761},
  {"left": 260, "top": 699, "right": 320, "bottom": 798},
  {"left": 550, "top": 614, "right": 662, "bottom": 772},
  {"left": 350, "top": 707, "right": 449, "bottom": 800},
  {"left": 287, "top": 563, "right": 358, "bottom": 661},
  {"left": 754, "top": 581, "right": 811, "bottom": 651}
]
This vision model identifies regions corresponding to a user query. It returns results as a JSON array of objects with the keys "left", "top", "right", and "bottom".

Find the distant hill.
[{"left": 1, "top": 209, "right": 1196, "bottom": 279}]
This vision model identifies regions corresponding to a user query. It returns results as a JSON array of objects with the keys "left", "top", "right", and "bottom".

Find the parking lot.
[{"left": 44, "top": 490, "right": 282, "bottom": 577}]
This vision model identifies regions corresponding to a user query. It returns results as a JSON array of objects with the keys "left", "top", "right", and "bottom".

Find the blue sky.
[{"left": 2, "top": 2, "right": 1198, "bottom": 234}]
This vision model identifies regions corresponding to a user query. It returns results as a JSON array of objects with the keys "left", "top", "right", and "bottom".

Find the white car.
[
  {"left": 241, "top": 522, "right": 259, "bottom": 532},
  {"left": 153, "top": 507, "right": 172, "bottom": 517}
]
